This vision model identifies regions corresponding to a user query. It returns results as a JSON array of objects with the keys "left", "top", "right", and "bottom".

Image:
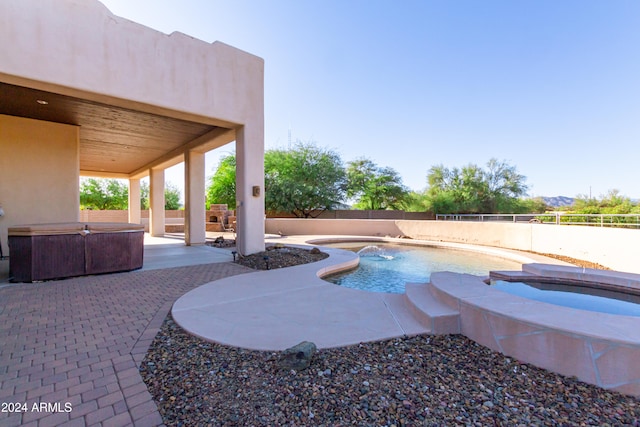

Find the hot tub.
[
  {"left": 8, "top": 222, "right": 144, "bottom": 282},
  {"left": 84, "top": 222, "right": 144, "bottom": 275},
  {"left": 8, "top": 223, "right": 87, "bottom": 282}
]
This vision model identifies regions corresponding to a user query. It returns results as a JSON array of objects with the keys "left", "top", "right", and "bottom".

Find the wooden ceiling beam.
[{"left": 128, "top": 127, "right": 236, "bottom": 179}]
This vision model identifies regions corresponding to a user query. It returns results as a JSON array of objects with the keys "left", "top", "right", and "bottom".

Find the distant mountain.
[{"left": 541, "top": 196, "right": 575, "bottom": 208}]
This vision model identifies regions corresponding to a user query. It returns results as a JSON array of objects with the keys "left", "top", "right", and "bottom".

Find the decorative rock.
[
  {"left": 278, "top": 341, "right": 317, "bottom": 371},
  {"left": 309, "top": 247, "right": 321, "bottom": 254},
  {"left": 232, "top": 246, "right": 328, "bottom": 270},
  {"left": 142, "top": 318, "right": 640, "bottom": 427}
]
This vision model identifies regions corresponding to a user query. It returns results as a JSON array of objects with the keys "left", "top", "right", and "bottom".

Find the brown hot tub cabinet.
[
  {"left": 84, "top": 223, "right": 144, "bottom": 275},
  {"left": 8, "top": 223, "right": 87, "bottom": 282},
  {"left": 8, "top": 222, "right": 144, "bottom": 282}
]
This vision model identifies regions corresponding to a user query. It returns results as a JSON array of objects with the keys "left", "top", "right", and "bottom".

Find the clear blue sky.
[{"left": 100, "top": 0, "right": 639, "bottom": 199}]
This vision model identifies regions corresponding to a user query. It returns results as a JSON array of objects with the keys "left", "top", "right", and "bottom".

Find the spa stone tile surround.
[{"left": 411, "top": 264, "right": 640, "bottom": 397}]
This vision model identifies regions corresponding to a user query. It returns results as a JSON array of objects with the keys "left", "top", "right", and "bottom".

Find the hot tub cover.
[
  {"left": 85, "top": 222, "right": 144, "bottom": 233},
  {"left": 8, "top": 223, "right": 87, "bottom": 236},
  {"left": 9, "top": 222, "right": 144, "bottom": 236}
]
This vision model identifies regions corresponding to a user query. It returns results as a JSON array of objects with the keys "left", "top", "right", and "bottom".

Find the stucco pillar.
[
  {"left": 149, "top": 168, "right": 165, "bottom": 237},
  {"left": 128, "top": 178, "right": 141, "bottom": 224},
  {"left": 235, "top": 124, "right": 265, "bottom": 255},
  {"left": 184, "top": 150, "right": 206, "bottom": 245}
]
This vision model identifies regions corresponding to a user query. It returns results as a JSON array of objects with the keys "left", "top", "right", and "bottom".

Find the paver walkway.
[{"left": 0, "top": 262, "right": 251, "bottom": 427}]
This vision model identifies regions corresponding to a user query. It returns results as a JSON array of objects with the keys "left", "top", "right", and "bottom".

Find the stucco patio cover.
[{"left": 0, "top": 0, "right": 265, "bottom": 260}]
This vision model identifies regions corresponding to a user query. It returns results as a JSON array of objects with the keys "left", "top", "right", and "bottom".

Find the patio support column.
[
  {"left": 235, "top": 124, "right": 265, "bottom": 255},
  {"left": 128, "top": 178, "right": 141, "bottom": 224},
  {"left": 149, "top": 168, "right": 165, "bottom": 237},
  {"left": 184, "top": 150, "right": 206, "bottom": 246}
]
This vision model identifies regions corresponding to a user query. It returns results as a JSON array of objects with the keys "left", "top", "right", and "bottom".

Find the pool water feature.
[
  {"left": 323, "top": 243, "right": 522, "bottom": 293},
  {"left": 490, "top": 280, "right": 640, "bottom": 317}
]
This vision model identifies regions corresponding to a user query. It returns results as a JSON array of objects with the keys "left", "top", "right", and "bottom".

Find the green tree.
[
  {"left": 204, "top": 142, "right": 347, "bottom": 217},
  {"left": 598, "top": 189, "right": 633, "bottom": 214},
  {"left": 265, "top": 142, "right": 346, "bottom": 217},
  {"left": 80, "top": 178, "right": 129, "bottom": 210},
  {"left": 457, "top": 164, "right": 488, "bottom": 213},
  {"left": 140, "top": 181, "right": 150, "bottom": 210},
  {"left": 425, "top": 159, "right": 528, "bottom": 214},
  {"left": 206, "top": 154, "right": 236, "bottom": 208},
  {"left": 402, "top": 190, "right": 430, "bottom": 212},
  {"left": 570, "top": 190, "right": 638, "bottom": 228},
  {"left": 426, "top": 164, "right": 486, "bottom": 213},
  {"left": 346, "top": 158, "right": 409, "bottom": 210},
  {"left": 139, "top": 181, "right": 182, "bottom": 210},
  {"left": 425, "top": 191, "right": 457, "bottom": 214},
  {"left": 164, "top": 183, "right": 182, "bottom": 210},
  {"left": 484, "top": 158, "right": 528, "bottom": 212}
]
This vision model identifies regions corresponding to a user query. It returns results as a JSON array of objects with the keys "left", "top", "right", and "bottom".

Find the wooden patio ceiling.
[{"left": 0, "top": 82, "right": 223, "bottom": 177}]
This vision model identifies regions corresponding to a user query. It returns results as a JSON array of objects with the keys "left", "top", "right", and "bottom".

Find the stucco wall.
[
  {"left": 0, "top": 0, "right": 264, "bottom": 128},
  {"left": 265, "top": 218, "right": 640, "bottom": 274},
  {"left": 0, "top": 0, "right": 265, "bottom": 255},
  {"left": 0, "top": 115, "right": 80, "bottom": 270}
]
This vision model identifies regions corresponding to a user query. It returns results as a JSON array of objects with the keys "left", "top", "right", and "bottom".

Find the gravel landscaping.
[
  {"left": 235, "top": 245, "right": 329, "bottom": 270},
  {"left": 141, "top": 318, "right": 639, "bottom": 426},
  {"left": 205, "top": 241, "right": 330, "bottom": 270},
  {"left": 141, "top": 245, "right": 638, "bottom": 425}
]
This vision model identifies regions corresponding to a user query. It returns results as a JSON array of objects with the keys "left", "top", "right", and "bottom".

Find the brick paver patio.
[{"left": 0, "top": 262, "right": 251, "bottom": 427}]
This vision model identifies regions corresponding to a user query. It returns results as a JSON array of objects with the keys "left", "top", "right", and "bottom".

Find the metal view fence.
[{"left": 436, "top": 213, "right": 640, "bottom": 228}]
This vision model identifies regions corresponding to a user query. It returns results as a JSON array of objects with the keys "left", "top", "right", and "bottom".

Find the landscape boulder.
[{"left": 278, "top": 341, "right": 317, "bottom": 371}]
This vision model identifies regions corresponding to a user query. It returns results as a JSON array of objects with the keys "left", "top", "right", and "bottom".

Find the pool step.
[{"left": 404, "top": 283, "right": 460, "bottom": 334}]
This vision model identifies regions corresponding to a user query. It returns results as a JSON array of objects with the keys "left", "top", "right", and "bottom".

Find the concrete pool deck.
[
  {"left": 172, "top": 244, "right": 432, "bottom": 351},
  {"left": 171, "top": 235, "right": 562, "bottom": 351}
]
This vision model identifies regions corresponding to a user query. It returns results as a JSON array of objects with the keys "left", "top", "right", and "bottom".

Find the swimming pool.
[{"left": 323, "top": 242, "right": 523, "bottom": 293}]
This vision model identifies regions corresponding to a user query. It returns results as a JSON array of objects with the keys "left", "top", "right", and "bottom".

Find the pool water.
[
  {"left": 323, "top": 243, "right": 522, "bottom": 294},
  {"left": 490, "top": 280, "right": 640, "bottom": 317}
]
